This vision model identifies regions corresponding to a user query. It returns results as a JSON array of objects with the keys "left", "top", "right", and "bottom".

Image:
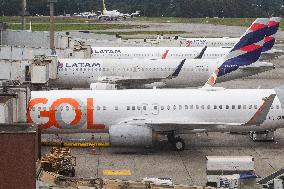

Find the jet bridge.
[
  {"left": 0, "top": 55, "right": 58, "bottom": 87},
  {"left": 0, "top": 84, "right": 30, "bottom": 124}
]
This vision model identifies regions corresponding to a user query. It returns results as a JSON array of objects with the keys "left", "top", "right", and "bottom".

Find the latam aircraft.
[
  {"left": 91, "top": 17, "right": 280, "bottom": 59},
  {"left": 52, "top": 18, "right": 273, "bottom": 89},
  {"left": 180, "top": 17, "right": 281, "bottom": 53},
  {"left": 28, "top": 86, "right": 284, "bottom": 151}
]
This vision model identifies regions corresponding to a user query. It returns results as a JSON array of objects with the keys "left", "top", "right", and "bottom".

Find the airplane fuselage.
[
  {"left": 28, "top": 89, "right": 284, "bottom": 134},
  {"left": 51, "top": 59, "right": 273, "bottom": 89},
  {"left": 91, "top": 47, "right": 230, "bottom": 59}
]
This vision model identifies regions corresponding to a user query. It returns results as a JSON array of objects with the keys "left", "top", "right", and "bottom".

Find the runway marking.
[{"left": 103, "top": 169, "right": 131, "bottom": 176}]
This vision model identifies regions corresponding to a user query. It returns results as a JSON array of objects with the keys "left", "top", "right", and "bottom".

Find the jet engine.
[
  {"left": 109, "top": 125, "right": 155, "bottom": 146},
  {"left": 90, "top": 82, "right": 117, "bottom": 90}
]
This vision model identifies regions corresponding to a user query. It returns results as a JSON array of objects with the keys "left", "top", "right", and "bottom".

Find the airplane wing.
[
  {"left": 94, "top": 59, "right": 186, "bottom": 88},
  {"left": 117, "top": 94, "right": 275, "bottom": 133}
]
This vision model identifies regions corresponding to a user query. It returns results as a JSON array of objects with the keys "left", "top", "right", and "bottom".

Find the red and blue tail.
[
  {"left": 262, "top": 17, "right": 281, "bottom": 52},
  {"left": 205, "top": 18, "right": 269, "bottom": 86}
]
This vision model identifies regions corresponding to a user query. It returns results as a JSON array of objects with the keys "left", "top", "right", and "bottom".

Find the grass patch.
[
  {"left": 7, "top": 23, "right": 148, "bottom": 31},
  {"left": 0, "top": 16, "right": 94, "bottom": 23},
  {"left": 95, "top": 30, "right": 186, "bottom": 35}
]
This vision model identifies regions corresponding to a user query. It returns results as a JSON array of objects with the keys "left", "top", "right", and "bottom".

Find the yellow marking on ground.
[
  {"left": 41, "top": 142, "right": 111, "bottom": 147},
  {"left": 103, "top": 169, "right": 131, "bottom": 176},
  {"left": 63, "top": 142, "right": 111, "bottom": 147}
]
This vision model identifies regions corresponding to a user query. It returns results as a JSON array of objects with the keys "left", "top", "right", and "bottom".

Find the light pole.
[
  {"left": 21, "top": 0, "right": 26, "bottom": 30},
  {"left": 47, "top": 0, "right": 57, "bottom": 54}
]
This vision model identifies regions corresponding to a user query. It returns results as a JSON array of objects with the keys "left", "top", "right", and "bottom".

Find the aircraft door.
[
  {"left": 152, "top": 103, "right": 159, "bottom": 115},
  {"left": 141, "top": 103, "right": 149, "bottom": 115}
]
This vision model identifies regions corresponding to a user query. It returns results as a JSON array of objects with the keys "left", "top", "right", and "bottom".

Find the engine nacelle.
[
  {"left": 90, "top": 82, "right": 117, "bottom": 90},
  {"left": 109, "top": 125, "right": 154, "bottom": 147}
]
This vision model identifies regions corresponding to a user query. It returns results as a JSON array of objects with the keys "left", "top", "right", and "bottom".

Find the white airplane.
[
  {"left": 52, "top": 18, "right": 273, "bottom": 89},
  {"left": 91, "top": 17, "right": 280, "bottom": 59},
  {"left": 53, "top": 59, "right": 273, "bottom": 89},
  {"left": 180, "top": 17, "right": 281, "bottom": 53},
  {"left": 28, "top": 86, "right": 284, "bottom": 151},
  {"left": 98, "top": 0, "right": 126, "bottom": 21}
]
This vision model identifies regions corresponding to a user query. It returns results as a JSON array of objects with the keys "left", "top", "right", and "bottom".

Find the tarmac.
[{"left": 41, "top": 21, "right": 284, "bottom": 186}]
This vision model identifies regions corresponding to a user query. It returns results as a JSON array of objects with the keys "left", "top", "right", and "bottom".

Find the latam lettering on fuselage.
[
  {"left": 58, "top": 62, "right": 101, "bottom": 69},
  {"left": 93, "top": 49, "right": 122, "bottom": 54},
  {"left": 186, "top": 39, "right": 207, "bottom": 47}
]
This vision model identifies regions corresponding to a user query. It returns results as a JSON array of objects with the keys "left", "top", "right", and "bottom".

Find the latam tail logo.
[
  {"left": 231, "top": 19, "right": 268, "bottom": 52},
  {"left": 205, "top": 18, "right": 269, "bottom": 86},
  {"left": 262, "top": 17, "right": 281, "bottom": 52},
  {"left": 217, "top": 42, "right": 263, "bottom": 77}
]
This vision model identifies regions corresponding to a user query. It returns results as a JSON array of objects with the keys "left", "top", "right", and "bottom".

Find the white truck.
[{"left": 206, "top": 156, "right": 255, "bottom": 188}]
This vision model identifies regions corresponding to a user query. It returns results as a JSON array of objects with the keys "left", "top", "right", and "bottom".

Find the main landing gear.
[{"left": 167, "top": 133, "right": 185, "bottom": 151}]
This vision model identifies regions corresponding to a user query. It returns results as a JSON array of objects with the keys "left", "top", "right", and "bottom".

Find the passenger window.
[
  {"left": 254, "top": 105, "right": 258, "bottom": 109},
  {"left": 196, "top": 105, "right": 199, "bottom": 109},
  {"left": 115, "top": 106, "right": 118, "bottom": 110},
  {"left": 132, "top": 106, "right": 135, "bottom": 110},
  {"left": 276, "top": 105, "right": 279, "bottom": 109},
  {"left": 232, "top": 105, "right": 235, "bottom": 109},
  {"left": 249, "top": 105, "right": 252, "bottom": 109},
  {"left": 271, "top": 105, "right": 274, "bottom": 109},
  {"left": 185, "top": 105, "right": 188, "bottom": 110},
  {"left": 97, "top": 106, "right": 101, "bottom": 110},
  {"left": 167, "top": 105, "right": 170, "bottom": 110},
  {"left": 190, "top": 105, "right": 193, "bottom": 109},
  {"left": 214, "top": 105, "right": 217, "bottom": 109},
  {"left": 219, "top": 105, "right": 222, "bottom": 109},
  {"left": 243, "top": 105, "right": 246, "bottom": 109},
  {"left": 207, "top": 105, "right": 210, "bottom": 109},
  {"left": 161, "top": 106, "right": 165, "bottom": 110},
  {"left": 143, "top": 106, "right": 147, "bottom": 110},
  {"left": 238, "top": 105, "right": 241, "bottom": 109},
  {"left": 32, "top": 107, "right": 35, "bottom": 111},
  {"left": 127, "top": 106, "right": 130, "bottom": 110},
  {"left": 179, "top": 105, "right": 182, "bottom": 110},
  {"left": 173, "top": 105, "right": 176, "bottom": 110},
  {"left": 154, "top": 106, "right": 158, "bottom": 110},
  {"left": 38, "top": 107, "right": 41, "bottom": 111},
  {"left": 103, "top": 106, "right": 106, "bottom": 110},
  {"left": 226, "top": 105, "right": 229, "bottom": 109},
  {"left": 201, "top": 105, "right": 204, "bottom": 109},
  {"left": 137, "top": 106, "right": 141, "bottom": 111},
  {"left": 66, "top": 106, "right": 69, "bottom": 111},
  {"left": 43, "top": 107, "right": 47, "bottom": 111}
]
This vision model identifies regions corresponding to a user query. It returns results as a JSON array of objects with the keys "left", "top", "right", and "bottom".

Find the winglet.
[
  {"left": 195, "top": 46, "right": 207, "bottom": 59},
  {"left": 167, "top": 59, "right": 186, "bottom": 79},
  {"left": 243, "top": 94, "right": 276, "bottom": 126}
]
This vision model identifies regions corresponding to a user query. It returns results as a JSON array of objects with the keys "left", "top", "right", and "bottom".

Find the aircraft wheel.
[{"left": 172, "top": 137, "right": 185, "bottom": 151}]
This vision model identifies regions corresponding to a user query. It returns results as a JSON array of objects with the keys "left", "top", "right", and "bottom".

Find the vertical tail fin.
[
  {"left": 262, "top": 17, "right": 281, "bottom": 52},
  {"left": 205, "top": 18, "right": 269, "bottom": 87}
]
